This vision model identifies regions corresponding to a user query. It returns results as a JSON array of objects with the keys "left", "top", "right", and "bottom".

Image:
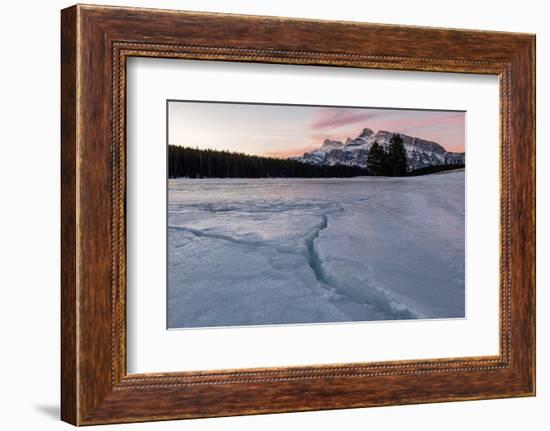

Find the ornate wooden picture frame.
[{"left": 61, "top": 4, "right": 535, "bottom": 425}]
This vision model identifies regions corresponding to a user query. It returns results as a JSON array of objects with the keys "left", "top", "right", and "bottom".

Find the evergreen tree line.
[
  {"left": 169, "top": 134, "right": 462, "bottom": 179},
  {"left": 168, "top": 145, "right": 370, "bottom": 178},
  {"left": 366, "top": 133, "right": 408, "bottom": 176}
]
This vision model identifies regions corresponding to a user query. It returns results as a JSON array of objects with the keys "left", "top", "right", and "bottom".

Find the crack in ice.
[
  {"left": 303, "top": 214, "right": 329, "bottom": 286},
  {"left": 169, "top": 203, "right": 420, "bottom": 321}
]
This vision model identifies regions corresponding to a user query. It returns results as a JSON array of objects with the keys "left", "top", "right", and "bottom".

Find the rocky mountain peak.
[
  {"left": 294, "top": 128, "right": 465, "bottom": 172},
  {"left": 359, "top": 128, "right": 374, "bottom": 138},
  {"left": 322, "top": 138, "right": 344, "bottom": 148}
]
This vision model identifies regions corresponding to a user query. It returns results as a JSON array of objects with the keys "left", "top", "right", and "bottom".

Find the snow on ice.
[{"left": 167, "top": 171, "right": 465, "bottom": 328}]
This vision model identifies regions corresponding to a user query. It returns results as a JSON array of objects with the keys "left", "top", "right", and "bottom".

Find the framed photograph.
[{"left": 61, "top": 4, "right": 536, "bottom": 425}]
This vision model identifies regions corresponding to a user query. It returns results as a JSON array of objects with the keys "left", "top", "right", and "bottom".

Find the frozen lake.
[{"left": 167, "top": 171, "right": 465, "bottom": 328}]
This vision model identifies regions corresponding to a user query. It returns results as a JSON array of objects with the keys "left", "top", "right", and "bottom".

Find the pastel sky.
[{"left": 168, "top": 101, "right": 465, "bottom": 158}]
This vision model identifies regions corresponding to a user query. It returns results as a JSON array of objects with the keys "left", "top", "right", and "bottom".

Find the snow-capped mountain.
[{"left": 293, "top": 128, "right": 465, "bottom": 171}]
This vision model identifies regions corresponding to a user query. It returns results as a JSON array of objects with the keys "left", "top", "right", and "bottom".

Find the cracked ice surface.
[{"left": 167, "top": 172, "right": 465, "bottom": 328}]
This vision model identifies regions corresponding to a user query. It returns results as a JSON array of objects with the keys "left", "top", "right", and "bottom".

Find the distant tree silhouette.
[
  {"left": 407, "top": 164, "right": 465, "bottom": 176},
  {"left": 169, "top": 142, "right": 457, "bottom": 179},
  {"left": 168, "top": 146, "right": 370, "bottom": 179}
]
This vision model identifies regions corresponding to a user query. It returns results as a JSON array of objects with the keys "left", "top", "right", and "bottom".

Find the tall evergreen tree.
[
  {"left": 387, "top": 133, "right": 407, "bottom": 176},
  {"left": 366, "top": 141, "right": 386, "bottom": 176}
]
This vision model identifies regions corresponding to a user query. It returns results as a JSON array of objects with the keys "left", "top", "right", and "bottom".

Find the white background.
[
  {"left": 127, "top": 59, "right": 499, "bottom": 373},
  {"left": 0, "top": 0, "right": 547, "bottom": 430}
]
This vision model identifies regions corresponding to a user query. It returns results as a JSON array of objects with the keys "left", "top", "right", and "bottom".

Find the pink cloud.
[
  {"left": 381, "top": 113, "right": 464, "bottom": 135},
  {"left": 310, "top": 108, "right": 380, "bottom": 130}
]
